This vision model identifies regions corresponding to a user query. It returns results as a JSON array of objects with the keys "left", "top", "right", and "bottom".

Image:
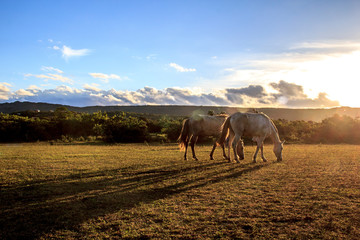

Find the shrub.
[{"left": 102, "top": 114, "right": 148, "bottom": 143}]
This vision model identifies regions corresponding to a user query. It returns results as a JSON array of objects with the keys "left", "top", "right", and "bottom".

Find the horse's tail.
[
  {"left": 217, "top": 116, "right": 231, "bottom": 146},
  {"left": 178, "top": 118, "right": 190, "bottom": 150}
]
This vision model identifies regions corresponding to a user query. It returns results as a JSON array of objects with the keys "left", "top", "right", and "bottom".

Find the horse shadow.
[{"left": 0, "top": 160, "right": 271, "bottom": 239}]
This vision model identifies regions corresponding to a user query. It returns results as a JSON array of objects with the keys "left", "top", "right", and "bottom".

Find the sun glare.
[
  {"left": 296, "top": 51, "right": 360, "bottom": 107},
  {"left": 263, "top": 50, "right": 360, "bottom": 107},
  {"left": 213, "top": 48, "right": 360, "bottom": 108}
]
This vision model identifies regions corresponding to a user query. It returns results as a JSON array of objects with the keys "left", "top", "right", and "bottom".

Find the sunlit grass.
[{"left": 1, "top": 143, "right": 359, "bottom": 239}]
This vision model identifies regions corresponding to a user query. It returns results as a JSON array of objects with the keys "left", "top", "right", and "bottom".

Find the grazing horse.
[
  {"left": 178, "top": 114, "right": 244, "bottom": 161},
  {"left": 218, "top": 112, "right": 284, "bottom": 163}
]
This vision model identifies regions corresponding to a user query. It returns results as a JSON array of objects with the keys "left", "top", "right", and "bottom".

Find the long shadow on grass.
[{"left": 0, "top": 161, "right": 271, "bottom": 239}]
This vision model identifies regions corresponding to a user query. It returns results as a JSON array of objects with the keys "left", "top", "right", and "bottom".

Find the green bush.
[
  {"left": 1, "top": 109, "right": 360, "bottom": 144},
  {"left": 159, "top": 118, "right": 183, "bottom": 142},
  {"left": 101, "top": 114, "right": 148, "bottom": 143}
]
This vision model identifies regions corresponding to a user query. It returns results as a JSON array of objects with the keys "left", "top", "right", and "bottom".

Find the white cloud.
[
  {"left": 1, "top": 80, "right": 340, "bottom": 108},
  {"left": 25, "top": 67, "right": 73, "bottom": 84},
  {"left": 28, "top": 85, "right": 41, "bottom": 90},
  {"left": 14, "top": 89, "right": 35, "bottom": 97},
  {"left": 290, "top": 41, "right": 360, "bottom": 51},
  {"left": 27, "top": 85, "right": 42, "bottom": 93},
  {"left": 26, "top": 73, "right": 74, "bottom": 84},
  {"left": 83, "top": 84, "right": 102, "bottom": 92},
  {"left": 89, "top": 73, "right": 122, "bottom": 83},
  {"left": 1, "top": 82, "right": 12, "bottom": 87},
  {"left": 53, "top": 45, "right": 90, "bottom": 59},
  {"left": 41, "top": 66, "right": 63, "bottom": 73},
  {"left": 169, "top": 63, "right": 196, "bottom": 72},
  {"left": 0, "top": 82, "right": 12, "bottom": 100},
  {"left": 51, "top": 74, "right": 72, "bottom": 84}
]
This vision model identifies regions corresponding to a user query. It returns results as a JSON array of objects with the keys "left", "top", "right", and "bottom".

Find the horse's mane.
[
  {"left": 257, "top": 112, "right": 279, "bottom": 134},
  {"left": 269, "top": 118, "right": 279, "bottom": 134}
]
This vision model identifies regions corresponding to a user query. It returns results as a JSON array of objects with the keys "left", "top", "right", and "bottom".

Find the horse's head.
[{"left": 273, "top": 140, "right": 285, "bottom": 161}]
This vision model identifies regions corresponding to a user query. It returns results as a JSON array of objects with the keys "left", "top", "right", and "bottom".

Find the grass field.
[{"left": 1, "top": 143, "right": 359, "bottom": 239}]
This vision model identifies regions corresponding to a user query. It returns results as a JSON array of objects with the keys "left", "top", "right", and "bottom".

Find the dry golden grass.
[{"left": 1, "top": 143, "right": 359, "bottom": 239}]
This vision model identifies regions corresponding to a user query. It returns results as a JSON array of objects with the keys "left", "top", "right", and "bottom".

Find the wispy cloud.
[
  {"left": 62, "top": 45, "right": 90, "bottom": 59},
  {"left": 52, "top": 45, "right": 91, "bottom": 60},
  {"left": 146, "top": 54, "right": 157, "bottom": 61},
  {"left": 290, "top": 41, "right": 360, "bottom": 51},
  {"left": 25, "top": 67, "right": 73, "bottom": 84},
  {"left": 169, "top": 63, "right": 196, "bottom": 72},
  {"left": 83, "top": 83, "right": 102, "bottom": 92},
  {"left": 132, "top": 54, "right": 158, "bottom": 61},
  {"left": 0, "top": 82, "right": 12, "bottom": 87},
  {"left": 89, "top": 73, "right": 122, "bottom": 83},
  {"left": 25, "top": 73, "right": 74, "bottom": 84},
  {"left": 41, "top": 66, "right": 63, "bottom": 74},
  {"left": 27, "top": 85, "right": 42, "bottom": 91}
]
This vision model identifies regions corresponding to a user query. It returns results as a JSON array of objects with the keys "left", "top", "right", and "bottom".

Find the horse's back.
[
  {"left": 189, "top": 114, "right": 226, "bottom": 136},
  {"left": 229, "top": 112, "right": 248, "bottom": 136},
  {"left": 230, "top": 112, "right": 271, "bottom": 137}
]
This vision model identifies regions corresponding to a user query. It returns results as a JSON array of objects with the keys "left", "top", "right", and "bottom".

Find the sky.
[{"left": 1, "top": 0, "right": 360, "bottom": 108}]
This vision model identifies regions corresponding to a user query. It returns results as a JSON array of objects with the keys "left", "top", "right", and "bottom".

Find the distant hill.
[{"left": 1, "top": 101, "right": 360, "bottom": 122}]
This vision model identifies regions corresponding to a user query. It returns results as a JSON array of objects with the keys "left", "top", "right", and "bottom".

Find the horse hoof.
[
  {"left": 263, "top": 159, "right": 267, "bottom": 162},
  {"left": 252, "top": 160, "right": 257, "bottom": 164}
]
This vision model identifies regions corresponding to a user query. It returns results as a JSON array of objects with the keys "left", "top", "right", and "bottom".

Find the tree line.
[{"left": 0, "top": 107, "right": 359, "bottom": 144}]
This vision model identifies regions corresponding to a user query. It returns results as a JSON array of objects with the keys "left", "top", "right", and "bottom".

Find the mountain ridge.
[{"left": 1, "top": 101, "right": 359, "bottom": 122}]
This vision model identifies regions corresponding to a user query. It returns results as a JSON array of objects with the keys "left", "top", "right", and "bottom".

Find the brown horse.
[
  {"left": 178, "top": 114, "right": 244, "bottom": 161},
  {"left": 218, "top": 112, "right": 284, "bottom": 163}
]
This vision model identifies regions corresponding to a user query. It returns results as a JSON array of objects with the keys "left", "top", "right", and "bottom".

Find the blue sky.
[{"left": 1, "top": 0, "right": 360, "bottom": 107}]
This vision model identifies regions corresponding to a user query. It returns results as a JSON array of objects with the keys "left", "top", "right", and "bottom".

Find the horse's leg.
[
  {"left": 183, "top": 138, "right": 189, "bottom": 160},
  {"left": 253, "top": 137, "right": 261, "bottom": 163},
  {"left": 190, "top": 135, "right": 199, "bottom": 160},
  {"left": 253, "top": 137, "right": 266, "bottom": 163},
  {"left": 210, "top": 141, "right": 217, "bottom": 160},
  {"left": 237, "top": 139, "right": 245, "bottom": 160},
  {"left": 232, "top": 134, "right": 241, "bottom": 163},
  {"left": 253, "top": 145, "right": 260, "bottom": 163},
  {"left": 221, "top": 141, "right": 227, "bottom": 160},
  {"left": 227, "top": 132, "right": 234, "bottom": 162},
  {"left": 259, "top": 139, "right": 267, "bottom": 162}
]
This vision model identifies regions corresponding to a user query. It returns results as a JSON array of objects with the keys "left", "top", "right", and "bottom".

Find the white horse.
[
  {"left": 218, "top": 112, "right": 284, "bottom": 163},
  {"left": 178, "top": 114, "right": 244, "bottom": 161}
]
